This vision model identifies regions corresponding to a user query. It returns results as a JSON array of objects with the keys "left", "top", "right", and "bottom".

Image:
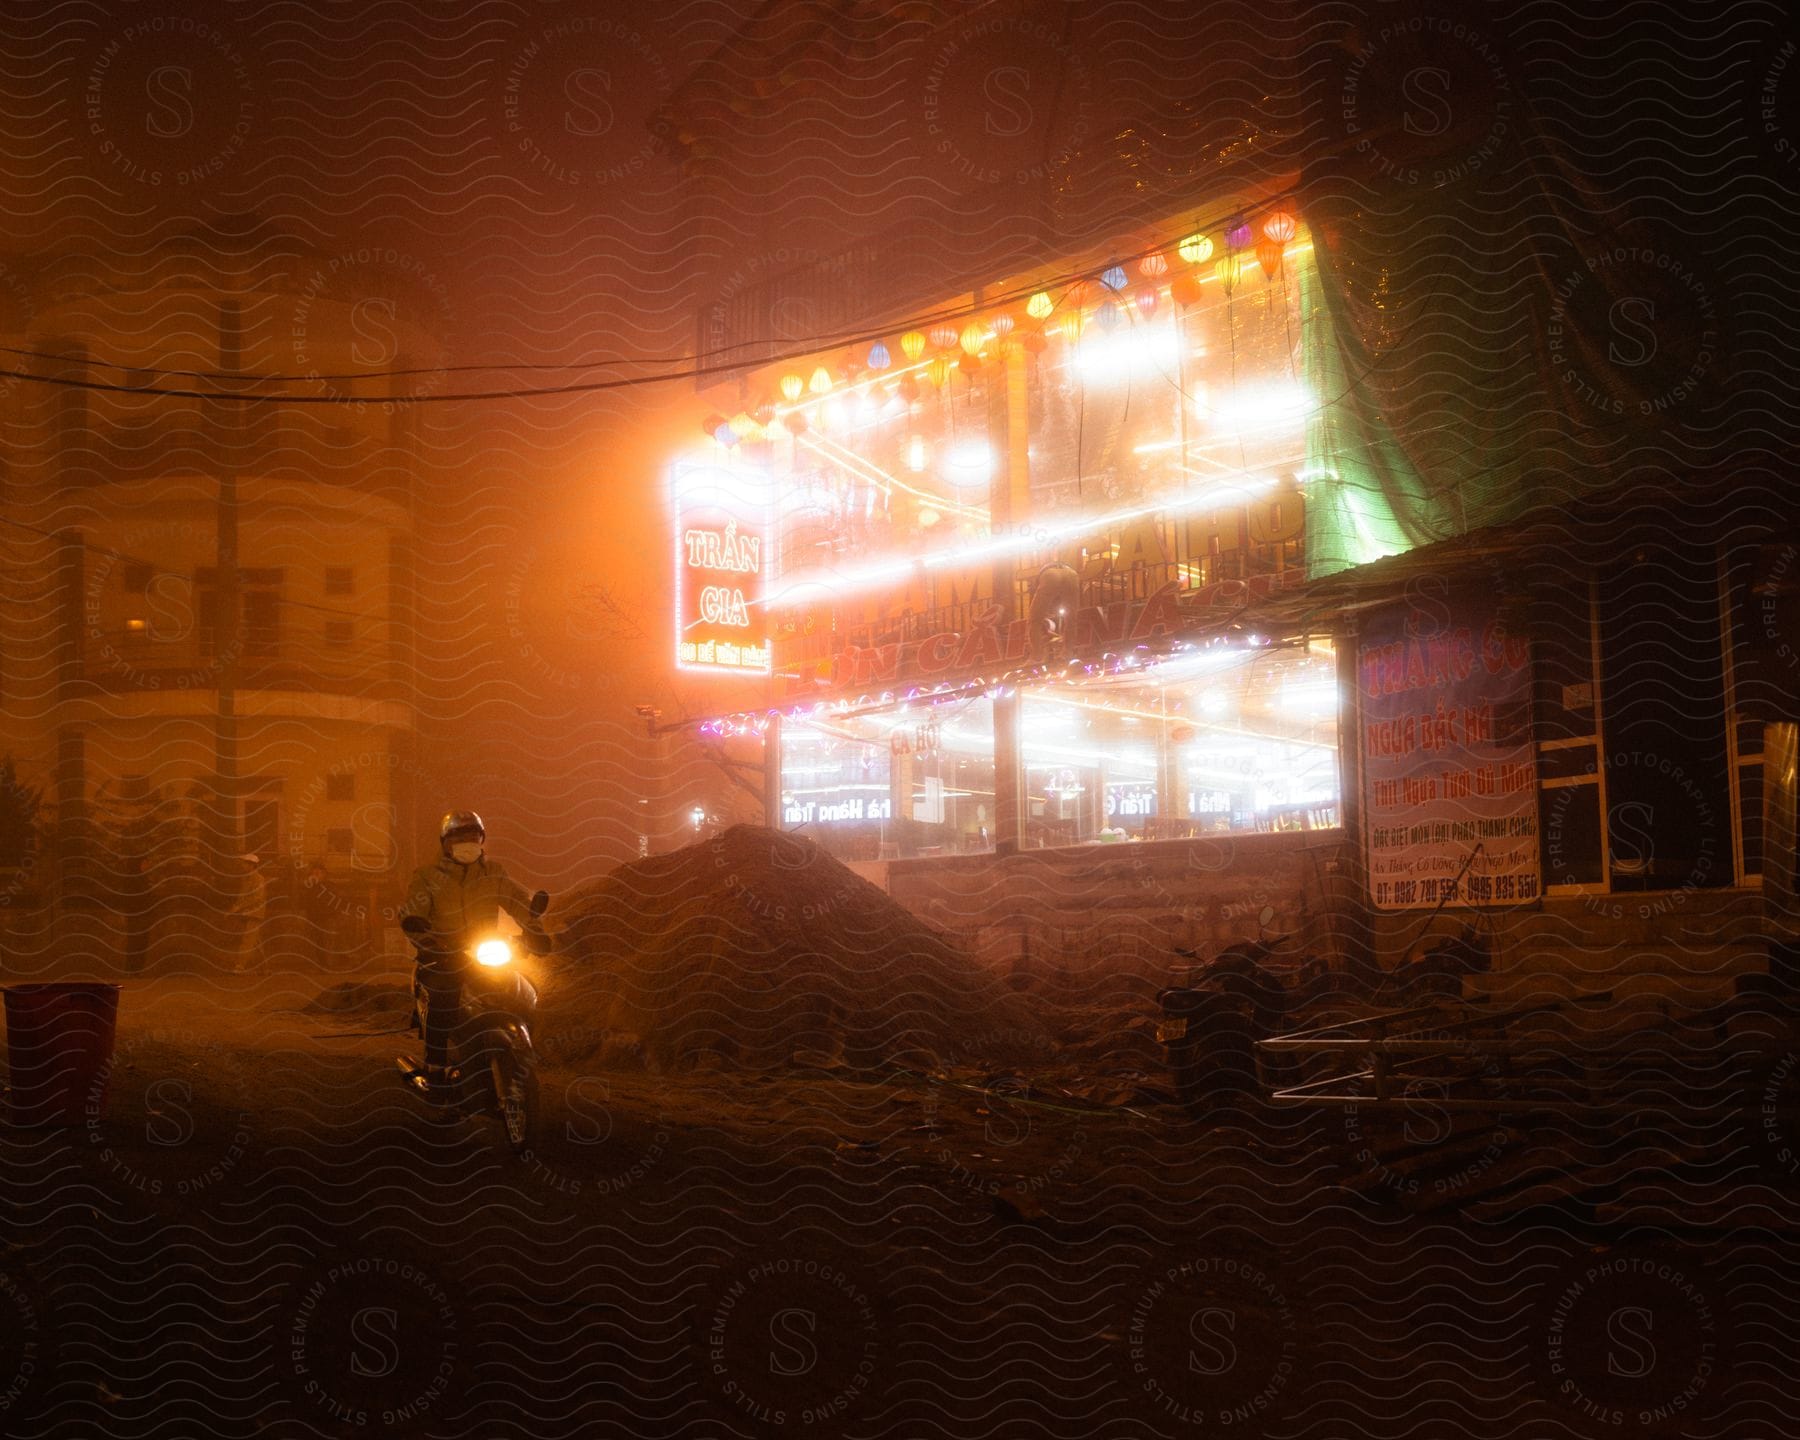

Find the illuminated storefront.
[{"left": 680, "top": 205, "right": 1385, "bottom": 862}]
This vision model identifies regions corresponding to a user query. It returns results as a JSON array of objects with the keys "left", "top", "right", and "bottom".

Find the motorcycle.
[{"left": 396, "top": 889, "right": 551, "bottom": 1153}]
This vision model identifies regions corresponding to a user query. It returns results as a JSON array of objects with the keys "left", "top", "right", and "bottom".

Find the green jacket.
[{"left": 401, "top": 855, "right": 536, "bottom": 946}]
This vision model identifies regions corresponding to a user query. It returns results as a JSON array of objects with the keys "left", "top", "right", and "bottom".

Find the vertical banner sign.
[
  {"left": 674, "top": 461, "right": 772, "bottom": 675},
  {"left": 1359, "top": 595, "right": 1540, "bottom": 909}
]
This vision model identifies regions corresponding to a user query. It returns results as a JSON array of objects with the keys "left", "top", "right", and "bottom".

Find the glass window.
[
  {"left": 1020, "top": 639, "right": 1340, "bottom": 846},
  {"left": 780, "top": 695, "right": 996, "bottom": 860}
]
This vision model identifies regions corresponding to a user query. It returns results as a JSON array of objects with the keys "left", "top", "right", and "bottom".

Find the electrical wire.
[{"left": 0, "top": 199, "right": 1299, "bottom": 404}]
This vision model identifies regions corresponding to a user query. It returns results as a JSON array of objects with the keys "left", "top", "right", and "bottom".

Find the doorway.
[{"left": 1595, "top": 544, "right": 1734, "bottom": 892}]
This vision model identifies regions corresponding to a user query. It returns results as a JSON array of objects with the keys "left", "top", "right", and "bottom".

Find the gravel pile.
[{"left": 538, "top": 826, "right": 1041, "bottom": 1072}]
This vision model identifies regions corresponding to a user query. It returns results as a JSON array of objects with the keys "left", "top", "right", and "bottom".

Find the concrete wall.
[
  {"left": 886, "top": 832, "right": 1355, "bottom": 992},
  {"left": 879, "top": 834, "right": 1777, "bottom": 1013}
]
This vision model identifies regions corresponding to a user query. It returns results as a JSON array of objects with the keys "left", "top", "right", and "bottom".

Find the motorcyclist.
[{"left": 400, "top": 810, "right": 542, "bottom": 1101}]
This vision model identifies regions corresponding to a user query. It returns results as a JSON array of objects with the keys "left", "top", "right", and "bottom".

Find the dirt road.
[{"left": 2, "top": 968, "right": 1794, "bottom": 1437}]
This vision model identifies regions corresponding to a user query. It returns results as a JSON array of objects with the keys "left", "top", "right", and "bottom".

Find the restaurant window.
[
  {"left": 780, "top": 695, "right": 997, "bottom": 860},
  {"left": 1020, "top": 639, "right": 1340, "bottom": 846}
]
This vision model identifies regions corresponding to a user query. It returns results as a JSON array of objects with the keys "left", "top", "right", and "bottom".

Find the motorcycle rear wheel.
[{"left": 491, "top": 1055, "right": 540, "bottom": 1154}]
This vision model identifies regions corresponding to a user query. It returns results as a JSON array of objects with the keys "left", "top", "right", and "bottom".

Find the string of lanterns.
[{"left": 699, "top": 205, "right": 1300, "bottom": 448}]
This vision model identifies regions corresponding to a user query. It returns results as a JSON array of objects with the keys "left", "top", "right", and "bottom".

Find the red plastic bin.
[{"left": 4, "top": 983, "right": 122, "bottom": 1127}]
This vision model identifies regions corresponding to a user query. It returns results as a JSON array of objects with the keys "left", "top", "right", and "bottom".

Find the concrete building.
[{"left": 0, "top": 220, "right": 431, "bottom": 967}]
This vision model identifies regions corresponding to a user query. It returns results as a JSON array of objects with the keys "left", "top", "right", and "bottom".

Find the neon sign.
[{"left": 674, "top": 463, "right": 772, "bottom": 675}]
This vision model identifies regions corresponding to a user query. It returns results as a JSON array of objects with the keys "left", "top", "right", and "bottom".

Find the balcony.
[
  {"left": 76, "top": 625, "right": 413, "bottom": 705},
  {"left": 810, "top": 551, "right": 1296, "bottom": 659}
]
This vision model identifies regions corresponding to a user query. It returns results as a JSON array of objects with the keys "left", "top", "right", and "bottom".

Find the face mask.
[{"left": 450, "top": 842, "right": 482, "bottom": 865}]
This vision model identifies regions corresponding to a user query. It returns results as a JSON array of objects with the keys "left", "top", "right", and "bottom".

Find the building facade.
[
  {"left": 0, "top": 225, "right": 429, "bottom": 965},
  {"left": 672, "top": 206, "right": 1797, "bottom": 1008}
]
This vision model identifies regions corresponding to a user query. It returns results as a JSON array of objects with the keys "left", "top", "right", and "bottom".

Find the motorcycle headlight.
[{"left": 475, "top": 938, "right": 513, "bottom": 968}]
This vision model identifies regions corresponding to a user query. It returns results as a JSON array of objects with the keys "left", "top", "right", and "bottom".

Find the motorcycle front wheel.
[{"left": 490, "top": 1054, "right": 540, "bottom": 1155}]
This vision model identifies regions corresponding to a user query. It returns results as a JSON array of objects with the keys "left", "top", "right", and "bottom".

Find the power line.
[{"left": 0, "top": 200, "right": 1294, "bottom": 404}]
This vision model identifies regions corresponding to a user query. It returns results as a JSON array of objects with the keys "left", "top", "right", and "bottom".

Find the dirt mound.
[{"left": 538, "top": 826, "right": 1042, "bottom": 1072}]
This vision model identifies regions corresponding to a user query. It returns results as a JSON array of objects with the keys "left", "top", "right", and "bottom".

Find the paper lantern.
[
  {"left": 959, "top": 322, "right": 986, "bottom": 355},
  {"left": 1225, "top": 217, "right": 1252, "bottom": 249},
  {"left": 1214, "top": 255, "right": 1241, "bottom": 294},
  {"left": 779, "top": 373, "right": 803, "bottom": 401},
  {"left": 896, "top": 373, "right": 921, "bottom": 403},
  {"left": 701, "top": 412, "right": 726, "bottom": 437},
  {"left": 730, "top": 410, "right": 758, "bottom": 440},
  {"left": 1262, "top": 210, "right": 1297, "bottom": 243},
  {"left": 867, "top": 341, "right": 891, "bottom": 370},
  {"left": 1100, "top": 264, "right": 1128, "bottom": 291},
  {"left": 808, "top": 366, "right": 833, "bottom": 394},
  {"left": 1020, "top": 329, "right": 1049, "bottom": 354},
  {"left": 1169, "top": 274, "right": 1202, "bottom": 307},
  {"left": 960, "top": 352, "right": 982, "bottom": 375},
  {"left": 1136, "top": 289, "right": 1158, "bottom": 318},
  {"left": 926, "top": 356, "right": 952, "bottom": 387},
  {"left": 1057, "top": 308, "right": 1084, "bottom": 341},
  {"left": 900, "top": 330, "right": 926, "bottom": 361},
  {"left": 1095, "top": 300, "right": 1123, "bottom": 333},
  {"left": 782, "top": 411, "right": 808, "bottom": 435},
  {"left": 1139, "top": 252, "right": 1169, "bottom": 278},
  {"left": 714, "top": 422, "right": 739, "bottom": 446},
  {"left": 1177, "top": 232, "right": 1214, "bottom": 265},
  {"left": 991, "top": 313, "right": 1015, "bottom": 338},
  {"left": 1255, "top": 239, "right": 1284, "bottom": 281},
  {"left": 1026, "top": 291, "right": 1053, "bottom": 320},
  {"left": 929, "top": 324, "right": 960, "bottom": 350}
]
